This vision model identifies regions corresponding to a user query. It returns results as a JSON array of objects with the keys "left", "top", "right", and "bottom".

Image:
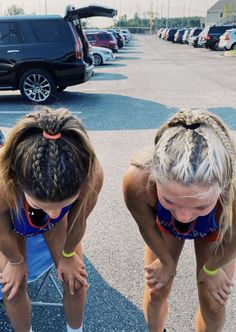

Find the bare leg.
[
  {"left": 43, "top": 217, "right": 86, "bottom": 329},
  {"left": 143, "top": 233, "right": 185, "bottom": 332},
  {"left": 0, "top": 235, "right": 31, "bottom": 332},
  {"left": 194, "top": 239, "right": 235, "bottom": 332}
]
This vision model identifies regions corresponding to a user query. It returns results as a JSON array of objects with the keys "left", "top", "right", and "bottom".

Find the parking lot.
[{"left": 1, "top": 34, "right": 236, "bottom": 331}]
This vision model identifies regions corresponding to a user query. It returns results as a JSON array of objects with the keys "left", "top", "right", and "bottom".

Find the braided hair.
[
  {"left": 0, "top": 107, "right": 97, "bottom": 205},
  {"left": 132, "top": 109, "right": 236, "bottom": 243}
]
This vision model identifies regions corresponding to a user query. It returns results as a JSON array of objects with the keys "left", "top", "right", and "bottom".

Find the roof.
[
  {"left": 208, "top": 0, "right": 236, "bottom": 12},
  {"left": 0, "top": 15, "right": 62, "bottom": 21}
]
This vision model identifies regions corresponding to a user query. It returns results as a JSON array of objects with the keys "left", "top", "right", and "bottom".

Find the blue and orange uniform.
[
  {"left": 11, "top": 198, "right": 73, "bottom": 237},
  {"left": 156, "top": 200, "right": 219, "bottom": 242}
]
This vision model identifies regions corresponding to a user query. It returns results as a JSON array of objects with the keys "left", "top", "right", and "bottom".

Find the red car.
[{"left": 86, "top": 31, "right": 118, "bottom": 52}]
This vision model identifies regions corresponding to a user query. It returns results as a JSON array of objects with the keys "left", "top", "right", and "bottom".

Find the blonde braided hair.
[{"left": 133, "top": 109, "right": 236, "bottom": 242}]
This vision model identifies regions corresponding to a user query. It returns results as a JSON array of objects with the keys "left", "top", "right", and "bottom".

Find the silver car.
[{"left": 219, "top": 28, "right": 236, "bottom": 50}]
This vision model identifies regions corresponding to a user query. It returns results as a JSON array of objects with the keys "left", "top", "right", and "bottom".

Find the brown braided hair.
[{"left": 0, "top": 107, "right": 97, "bottom": 206}]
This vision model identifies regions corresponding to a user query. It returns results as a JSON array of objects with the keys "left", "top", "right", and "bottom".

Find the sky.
[{"left": 0, "top": 0, "right": 218, "bottom": 27}]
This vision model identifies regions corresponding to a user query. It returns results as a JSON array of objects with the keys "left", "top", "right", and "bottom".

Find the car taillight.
[
  {"left": 110, "top": 41, "right": 116, "bottom": 45},
  {"left": 69, "top": 23, "right": 83, "bottom": 60},
  {"left": 223, "top": 34, "right": 230, "bottom": 40},
  {"left": 206, "top": 35, "right": 212, "bottom": 40}
]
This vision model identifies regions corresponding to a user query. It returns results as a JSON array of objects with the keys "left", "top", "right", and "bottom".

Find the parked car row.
[
  {"left": 86, "top": 28, "right": 132, "bottom": 66},
  {"left": 158, "top": 24, "right": 236, "bottom": 51}
]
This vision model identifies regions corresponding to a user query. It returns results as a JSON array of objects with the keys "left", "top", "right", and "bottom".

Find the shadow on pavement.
[
  {"left": 0, "top": 257, "right": 147, "bottom": 332},
  {"left": 118, "top": 51, "right": 144, "bottom": 54},
  {"left": 91, "top": 72, "right": 128, "bottom": 81},
  {"left": 115, "top": 56, "right": 141, "bottom": 61},
  {"left": 1, "top": 93, "right": 236, "bottom": 132}
]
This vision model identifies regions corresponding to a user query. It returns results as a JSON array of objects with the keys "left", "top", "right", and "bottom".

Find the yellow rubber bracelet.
[
  {"left": 203, "top": 264, "right": 220, "bottom": 276},
  {"left": 62, "top": 249, "right": 76, "bottom": 258}
]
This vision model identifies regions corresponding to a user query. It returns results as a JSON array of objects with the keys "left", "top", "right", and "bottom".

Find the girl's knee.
[
  {"left": 5, "top": 281, "right": 28, "bottom": 304},
  {"left": 146, "top": 282, "right": 172, "bottom": 305},
  {"left": 200, "top": 294, "right": 226, "bottom": 320},
  {"left": 63, "top": 280, "right": 85, "bottom": 296}
]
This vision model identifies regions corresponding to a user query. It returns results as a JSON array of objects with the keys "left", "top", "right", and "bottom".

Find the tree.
[{"left": 5, "top": 5, "right": 25, "bottom": 16}]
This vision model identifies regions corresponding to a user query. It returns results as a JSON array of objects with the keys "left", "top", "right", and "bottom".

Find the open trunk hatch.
[{"left": 65, "top": 5, "right": 117, "bottom": 21}]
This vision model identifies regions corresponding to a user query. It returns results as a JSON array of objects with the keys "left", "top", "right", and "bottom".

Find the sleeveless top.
[
  {"left": 11, "top": 198, "right": 73, "bottom": 237},
  {"left": 156, "top": 200, "right": 219, "bottom": 240}
]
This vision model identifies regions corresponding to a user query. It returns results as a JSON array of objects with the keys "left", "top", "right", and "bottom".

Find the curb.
[{"left": 224, "top": 50, "right": 236, "bottom": 57}]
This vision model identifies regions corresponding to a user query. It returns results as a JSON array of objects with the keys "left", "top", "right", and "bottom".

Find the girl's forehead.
[
  {"left": 24, "top": 191, "right": 79, "bottom": 208},
  {"left": 157, "top": 181, "right": 219, "bottom": 200}
]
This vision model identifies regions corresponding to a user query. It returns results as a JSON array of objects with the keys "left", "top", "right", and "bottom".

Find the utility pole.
[
  {"left": 45, "top": 0, "right": 47, "bottom": 14},
  {"left": 187, "top": 0, "right": 191, "bottom": 27},
  {"left": 149, "top": 2, "right": 154, "bottom": 34},
  {"left": 119, "top": 0, "right": 121, "bottom": 28},
  {"left": 166, "top": 0, "right": 170, "bottom": 28}
]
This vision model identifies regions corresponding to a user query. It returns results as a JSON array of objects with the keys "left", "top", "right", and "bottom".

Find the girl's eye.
[
  {"left": 164, "top": 198, "right": 174, "bottom": 205},
  {"left": 196, "top": 206, "right": 208, "bottom": 211}
]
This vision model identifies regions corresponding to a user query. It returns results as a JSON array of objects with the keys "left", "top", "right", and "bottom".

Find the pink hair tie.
[{"left": 43, "top": 131, "right": 62, "bottom": 140}]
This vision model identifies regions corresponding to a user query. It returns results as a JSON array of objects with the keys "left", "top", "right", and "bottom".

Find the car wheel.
[
  {"left": 19, "top": 69, "right": 57, "bottom": 104},
  {"left": 213, "top": 41, "right": 221, "bottom": 51},
  {"left": 231, "top": 43, "right": 236, "bottom": 50},
  {"left": 93, "top": 53, "right": 103, "bottom": 66}
]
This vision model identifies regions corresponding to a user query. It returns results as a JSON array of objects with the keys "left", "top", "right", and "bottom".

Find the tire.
[
  {"left": 19, "top": 69, "right": 57, "bottom": 104},
  {"left": 93, "top": 53, "right": 103, "bottom": 66},
  {"left": 213, "top": 41, "right": 221, "bottom": 51},
  {"left": 231, "top": 43, "right": 236, "bottom": 50}
]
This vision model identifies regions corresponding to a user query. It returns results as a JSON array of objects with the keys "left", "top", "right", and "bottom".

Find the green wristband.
[
  {"left": 203, "top": 264, "right": 220, "bottom": 276},
  {"left": 62, "top": 249, "right": 75, "bottom": 258}
]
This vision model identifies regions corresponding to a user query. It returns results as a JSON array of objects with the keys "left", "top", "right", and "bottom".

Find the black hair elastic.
[{"left": 179, "top": 122, "right": 200, "bottom": 130}]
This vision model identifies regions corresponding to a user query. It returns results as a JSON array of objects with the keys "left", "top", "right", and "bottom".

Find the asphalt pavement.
[{"left": 1, "top": 35, "right": 236, "bottom": 332}]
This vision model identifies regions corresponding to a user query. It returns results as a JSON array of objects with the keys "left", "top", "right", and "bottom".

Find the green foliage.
[
  {"left": 5, "top": 4, "right": 25, "bottom": 16},
  {"left": 115, "top": 13, "right": 202, "bottom": 30}
]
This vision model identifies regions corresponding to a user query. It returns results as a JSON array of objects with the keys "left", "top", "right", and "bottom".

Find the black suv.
[
  {"left": 0, "top": 5, "right": 116, "bottom": 103},
  {"left": 199, "top": 25, "right": 236, "bottom": 50}
]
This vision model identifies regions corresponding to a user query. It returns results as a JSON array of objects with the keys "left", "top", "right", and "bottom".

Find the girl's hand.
[
  {"left": 57, "top": 253, "right": 88, "bottom": 295},
  {"left": 0, "top": 260, "right": 28, "bottom": 300},
  {"left": 197, "top": 268, "right": 234, "bottom": 305},
  {"left": 144, "top": 258, "right": 176, "bottom": 294}
]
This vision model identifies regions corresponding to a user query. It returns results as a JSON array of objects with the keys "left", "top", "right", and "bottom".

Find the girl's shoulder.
[
  {"left": 0, "top": 191, "right": 11, "bottom": 214},
  {"left": 123, "top": 165, "right": 156, "bottom": 208}
]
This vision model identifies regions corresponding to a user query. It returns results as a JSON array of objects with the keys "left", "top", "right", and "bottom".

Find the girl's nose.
[
  {"left": 46, "top": 209, "right": 61, "bottom": 219},
  {"left": 173, "top": 208, "right": 194, "bottom": 223}
]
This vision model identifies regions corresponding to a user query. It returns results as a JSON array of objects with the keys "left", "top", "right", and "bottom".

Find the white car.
[
  {"left": 219, "top": 28, "right": 236, "bottom": 50},
  {"left": 91, "top": 46, "right": 114, "bottom": 66}
]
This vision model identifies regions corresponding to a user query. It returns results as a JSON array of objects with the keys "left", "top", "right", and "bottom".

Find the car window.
[
  {"left": 0, "top": 22, "right": 21, "bottom": 45},
  {"left": 30, "top": 20, "right": 72, "bottom": 42},
  {"left": 98, "top": 33, "right": 109, "bottom": 40},
  {"left": 86, "top": 34, "right": 96, "bottom": 42}
]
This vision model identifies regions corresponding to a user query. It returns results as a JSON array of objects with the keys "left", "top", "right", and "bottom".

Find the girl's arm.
[
  {"left": 0, "top": 197, "right": 22, "bottom": 263},
  {"left": 203, "top": 201, "right": 236, "bottom": 270},
  {"left": 0, "top": 195, "right": 28, "bottom": 300},
  {"left": 123, "top": 166, "right": 175, "bottom": 270},
  {"left": 63, "top": 163, "right": 104, "bottom": 253}
]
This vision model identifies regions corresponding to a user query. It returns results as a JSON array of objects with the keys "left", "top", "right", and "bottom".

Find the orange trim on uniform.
[
  {"left": 203, "top": 230, "right": 220, "bottom": 242},
  {"left": 156, "top": 218, "right": 172, "bottom": 235},
  {"left": 25, "top": 200, "right": 51, "bottom": 229}
]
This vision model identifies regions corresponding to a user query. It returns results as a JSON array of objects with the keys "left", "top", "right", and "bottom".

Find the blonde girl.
[{"left": 123, "top": 109, "right": 236, "bottom": 332}]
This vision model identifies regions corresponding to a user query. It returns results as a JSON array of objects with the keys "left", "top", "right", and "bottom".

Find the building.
[{"left": 206, "top": 0, "right": 236, "bottom": 26}]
